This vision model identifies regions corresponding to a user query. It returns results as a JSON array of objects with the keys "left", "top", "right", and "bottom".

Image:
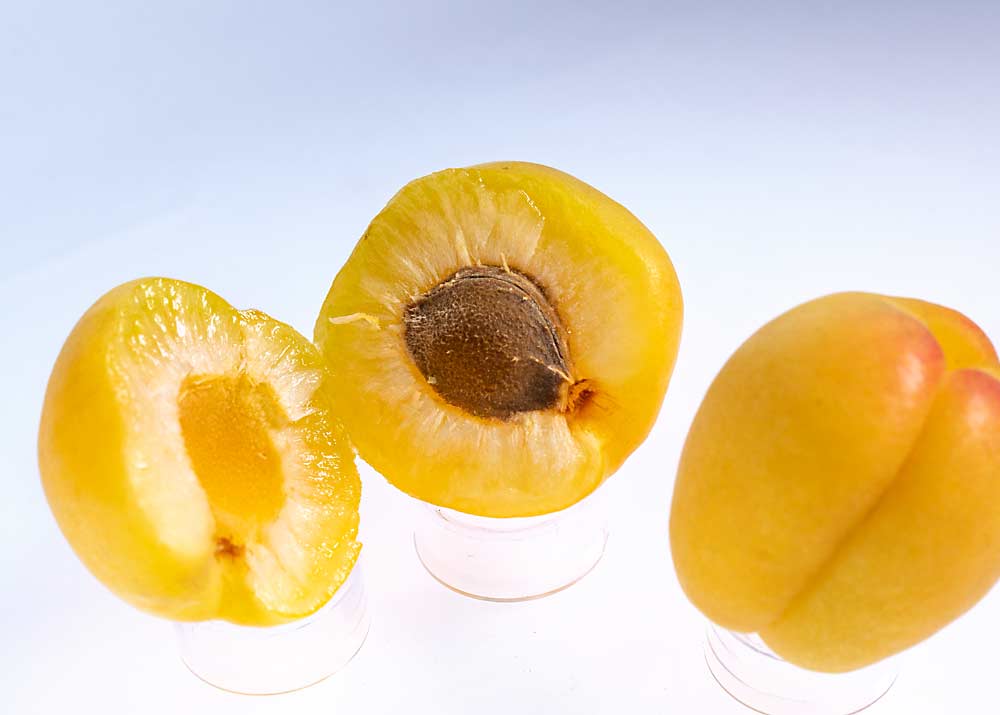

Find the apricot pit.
[{"left": 403, "top": 265, "right": 573, "bottom": 421}]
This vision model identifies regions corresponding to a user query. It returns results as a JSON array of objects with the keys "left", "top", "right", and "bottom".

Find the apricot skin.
[
  {"left": 670, "top": 292, "right": 1000, "bottom": 672},
  {"left": 39, "top": 283, "right": 219, "bottom": 621}
]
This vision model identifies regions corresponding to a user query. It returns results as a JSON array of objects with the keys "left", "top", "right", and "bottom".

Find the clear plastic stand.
[
  {"left": 705, "top": 623, "right": 899, "bottom": 715},
  {"left": 175, "top": 561, "right": 370, "bottom": 695},
  {"left": 413, "top": 489, "right": 610, "bottom": 601}
]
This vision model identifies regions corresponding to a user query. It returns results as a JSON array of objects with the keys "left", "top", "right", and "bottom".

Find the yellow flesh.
[
  {"left": 39, "top": 279, "right": 361, "bottom": 625},
  {"left": 670, "top": 292, "right": 1000, "bottom": 671},
  {"left": 315, "top": 162, "right": 683, "bottom": 517}
]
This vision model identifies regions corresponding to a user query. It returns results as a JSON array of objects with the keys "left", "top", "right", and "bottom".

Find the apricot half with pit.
[
  {"left": 315, "top": 162, "right": 683, "bottom": 517},
  {"left": 39, "top": 278, "right": 361, "bottom": 625},
  {"left": 670, "top": 292, "right": 1000, "bottom": 672}
]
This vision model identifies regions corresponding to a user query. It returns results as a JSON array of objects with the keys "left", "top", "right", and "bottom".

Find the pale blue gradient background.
[{"left": 2, "top": 2, "right": 999, "bottom": 713}]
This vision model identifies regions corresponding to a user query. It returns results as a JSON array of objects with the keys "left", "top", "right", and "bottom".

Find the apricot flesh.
[
  {"left": 315, "top": 162, "right": 683, "bottom": 517},
  {"left": 39, "top": 278, "right": 361, "bottom": 625},
  {"left": 670, "top": 292, "right": 1000, "bottom": 672}
]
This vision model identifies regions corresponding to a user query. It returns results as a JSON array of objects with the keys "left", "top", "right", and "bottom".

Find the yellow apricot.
[
  {"left": 315, "top": 162, "right": 683, "bottom": 517},
  {"left": 39, "top": 278, "right": 361, "bottom": 625},
  {"left": 670, "top": 292, "right": 1000, "bottom": 671}
]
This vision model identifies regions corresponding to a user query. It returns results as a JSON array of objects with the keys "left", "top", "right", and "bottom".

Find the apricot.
[
  {"left": 670, "top": 292, "right": 1000, "bottom": 672},
  {"left": 315, "top": 162, "right": 683, "bottom": 517},
  {"left": 39, "top": 278, "right": 361, "bottom": 625}
]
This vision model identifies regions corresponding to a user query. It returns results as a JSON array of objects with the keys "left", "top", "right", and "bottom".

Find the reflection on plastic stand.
[
  {"left": 705, "top": 623, "right": 899, "bottom": 714},
  {"left": 413, "top": 489, "right": 610, "bottom": 602},
  {"left": 175, "top": 560, "right": 370, "bottom": 695}
]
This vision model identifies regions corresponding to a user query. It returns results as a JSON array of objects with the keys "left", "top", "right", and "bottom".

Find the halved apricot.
[
  {"left": 39, "top": 278, "right": 361, "bottom": 625},
  {"left": 315, "top": 162, "right": 683, "bottom": 517}
]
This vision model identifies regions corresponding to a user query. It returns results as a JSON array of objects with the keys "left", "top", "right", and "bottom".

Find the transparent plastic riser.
[
  {"left": 175, "top": 561, "right": 370, "bottom": 695},
  {"left": 413, "top": 489, "right": 610, "bottom": 601},
  {"left": 705, "top": 623, "right": 900, "bottom": 715}
]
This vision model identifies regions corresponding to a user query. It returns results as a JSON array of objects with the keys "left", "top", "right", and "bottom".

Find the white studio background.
[{"left": 2, "top": 2, "right": 999, "bottom": 713}]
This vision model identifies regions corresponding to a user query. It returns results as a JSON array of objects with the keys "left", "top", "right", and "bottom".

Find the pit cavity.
[
  {"left": 403, "top": 265, "right": 578, "bottom": 421},
  {"left": 177, "top": 373, "right": 286, "bottom": 548}
]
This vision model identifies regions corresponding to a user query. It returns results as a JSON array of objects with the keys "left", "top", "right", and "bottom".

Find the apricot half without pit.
[{"left": 39, "top": 278, "right": 361, "bottom": 626}]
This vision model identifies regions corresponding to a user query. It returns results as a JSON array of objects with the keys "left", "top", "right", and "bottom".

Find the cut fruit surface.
[
  {"left": 315, "top": 162, "right": 683, "bottom": 517},
  {"left": 670, "top": 292, "right": 1000, "bottom": 672},
  {"left": 39, "top": 278, "right": 361, "bottom": 625}
]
